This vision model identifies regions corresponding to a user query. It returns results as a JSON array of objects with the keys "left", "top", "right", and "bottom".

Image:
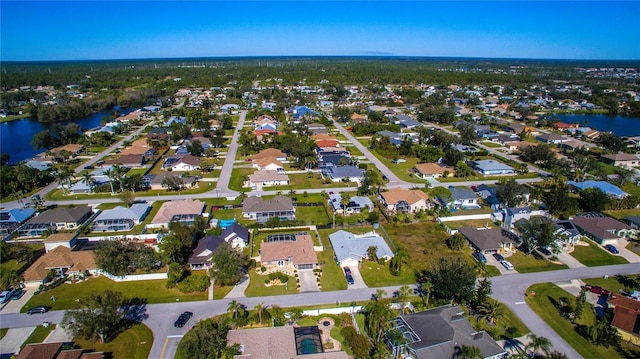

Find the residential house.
[
  {"left": 260, "top": 233, "right": 318, "bottom": 270},
  {"left": 553, "top": 121, "right": 579, "bottom": 130},
  {"left": 43, "top": 232, "right": 77, "bottom": 253},
  {"left": 327, "top": 192, "right": 374, "bottom": 215},
  {"left": 377, "top": 130, "right": 405, "bottom": 146},
  {"left": 571, "top": 215, "right": 635, "bottom": 244},
  {"left": 387, "top": 305, "right": 507, "bottom": 359},
  {"left": 120, "top": 138, "right": 153, "bottom": 156},
  {"left": 164, "top": 116, "right": 186, "bottom": 126},
  {"left": 607, "top": 295, "right": 640, "bottom": 345},
  {"left": 319, "top": 154, "right": 351, "bottom": 169},
  {"left": 143, "top": 173, "right": 194, "bottom": 191},
  {"left": 567, "top": 180, "right": 628, "bottom": 199},
  {"left": 164, "top": 154, "right": 201, "bottom": 171},
  {"left": 350, "top": 113, "right": 367, "bottom": 124},
  {"left": 457, "top": 227, "right": 517, "bottom": 254},
  {"left": 451, "top": 144, "right": 480, "bottom": 153},
  {"left": 16, "top": 342, "right": 104, "bottom": 359},
  {"left": 380, "top": 187, "right": 430, "bottom": 213},
  {"left": 188, "top": 235, "right": 225, "bottom": 270},
  {"left": 147, "top": 199, "right": 205, "bottom": 229},
  {"left": 90, "top": 203, "right": 151, "bottom": 232},
  {"left": 502, "top": 207, "right": 535, "bottom": 230},
  {"left": 18, "top": 206, "right": 92, "bottom": 236},
  {"left": 307, "top": 123, "right": 328, "bottom": 135},
  {"left": 0, "top": 207, "right": 35, "bottom": 236},
  {"left": 227, "top": 326, "right": 348, "bottom": 359},
  {"left": 254, "top": 115, "right": 279, "bottom": 131},
  {"left": 329, "top": 230, "right": 394, "bottom": 268},
  {"left": 103, "top": 154, "right": 145, "bottom": 168},
  {"left": 247, "top": 170, "right": 290, "bottom": 190},
  {"left": 252, "top": 148, "right": 287, "bottom": 162},
  {"left": 252, "top": 157, "right": 284, "bottom": 172},
  {"left": 49, "top": 144, "right": 84, "bottom": 160},
  {"left": 22, "top": 246, "right": 98, "bottom": 287},
  {"left": 316, "top": 138, "right": 340, "bottom": 149},
  {"left": 581, "top": 129, "right": 601, "bottom": 140},
  {"left": 625, "top": 216, "right": 640, "bottom": 229},
  {"left": 472, "top": 160, "right": 515, "bottom": 176},
  {"left": 321, "top": 165, "right": 365, "bottom": 184},
  {"left": 555, "top": 220, "right": 582, "bottom": 245},
  {"left": 535, "top": 133, "right": 569, "bottom": 144},
  {"left": 601, "top": 153, "right": 640, "bottom": 168},
  {"left": 242, "top": 195, "right": 295, "bottom": 224},
  {"left": 414, "top": 163, "right": 451, "bottom": 179},
  {"left": 558, "top": 139, "right": 597, "bottom": 151},
  {"left": 439, "top": 187, "right": 479, "bottom": 210},
  {"left": 474, "top": 184, "right": 501, "bottom": 211}
]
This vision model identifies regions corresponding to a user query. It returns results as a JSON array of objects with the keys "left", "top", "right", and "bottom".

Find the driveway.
[
  {"left": 0, "top": 327, "right": 35, "bottom": 356},
  {"left": 609, "top": 238, "right": 640, "bottom": 263},
  {"left": 555, "top": 250, "right": 586, "bottom": 269},
  {"left": 298, "top": 270, "right": 320, "bottom": 292},
  {"left": 0, "top": 288, "right": 36, "bottom": 314},
  {"left": 486, "top": 254, "right": 516, "bottom": 275},
  {"left": 348, "top": 265, "right": 368, "bottom": 289},
  {"left": 224, "top": 274, "right": 250, "bottom": 298}
]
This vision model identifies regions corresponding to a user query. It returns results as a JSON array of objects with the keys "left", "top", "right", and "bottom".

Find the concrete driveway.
[
  {"left": 348, "top": 265, "right": 368, "bottom": 289},
  {"left": 298, "top": 270, "right": 319, "bottom": 292},
  {"left": 0, "top": 288, "right": 36, "bottom": 314},
  {"left": 555, "top": 250, "right": 586, "bottom": 269},
  {"left": 486, "top": 254, "right": 515, "bottom": 275},
  {"left": 224, "top": 274, "right": 250, "bottom": 299},
  {"left": 0, "top": 327, "right": 35, "bottom": 356},
  {"left": 607, "top": 239, "right": 640, "bottom": 263}
]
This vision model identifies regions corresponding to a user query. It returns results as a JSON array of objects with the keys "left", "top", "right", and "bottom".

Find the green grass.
[
  {"left": 485, "top": 265, "right": 501, "bottom": 277},
  {"left": 262, "top": 173, "right": 359, "bottom": 191},
  {"left": 0, "top": 328, "right": 8, "bottom": 340},
  {"left": 244, "top": 270, "right": 298, "bottom": 297},
  {"left": 359, "top": 260, "right": 415, "bottom": 287},
  {"left": 627, "top": 239, "right": 640, "bottom": 256},
  {"left": 228, "top": 168, "right": 254, "bottom": 191},
  {"left": 317, "top": 250, "right": 347, "bottom": 291},
  {"left": 21, "top": 325, "right": 56, "bottom": 349},
  {"left": 0, "top": 113, "right": 30, "bottom": 122},
  {"left": 603, "top": 209, "right": 640, "bottom": 220},
  {"left": 570, "top": 240, "right": 629, "bottom": 266},
  {"left": 293, "top": 206, "right": 331, "bottom": 226},
  {"left": 22, "top": 276, "right": 206, "bottom": 312},
  {"left": 213, "top": 284, "right": 234, "bottom": 300},
  {"left": 443, "top": 219, "right": 497, "bottom": 230},
  {"left": 508, "top": 251, "right": 568, "bottom": 273},
  {"left": 355, "top": 313, "right": 365, "bottom": 333},
  {"left": 481, "top": 141, "right": 503, "bottom": 148},
  {"left": 621, "top": 183, "right": 640, "bottom": 198},
  {"left": 470, "top": 303, "right": 529, "bottom": 339},
  {"left": 526, "top": 283, "right": 625, "bottom": 359},
  {"left": 73, "top": 323, "right": 153, "bottom": 359}
]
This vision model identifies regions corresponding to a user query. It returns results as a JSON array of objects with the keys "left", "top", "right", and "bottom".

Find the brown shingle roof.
[
  {"left": 44, "top": 232, "right": 76, "bottom": 243},
  {"left": 380, "top": 187, "right": 429, "bottom": 206},
  {"left": 252, "top": 148, "right": 286, "bottom": 160},
  {"left": 16, "top": 342, "right": 63, "bottom": 359},
  {"left": 175, "top": 154, "right": 201, "bottom": 167},
  {"left": 458, "top": 227, "right": 516, "bottom": 252},
  {"left": 260, "top": 234, "right": 318, "bottom": 266},
  {"left": 602, "top": 153, "right": 639, "bottom": 162},
  {"left": 57, "top": 349, "right": 84, "bottom": 359},
  {"left": 249, "top": 170, "right": 289, "bottom": 183},
  {"left": 254, "top": 157, "right": 283, "bottom": 169},
  {"left": 414, "top": 163, "right": 447, "bottom": 175},
  {"left": 608, "top": 295, "right": 640, "bottom": 335},
  {"left": 151, "top": 199, "right": 205, "bottom": 224},
  {"left": 23, "top": 246, "right": 97, "bottom": 282}
]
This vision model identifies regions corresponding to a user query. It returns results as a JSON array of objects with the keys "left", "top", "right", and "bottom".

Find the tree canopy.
[
  {"left": 61, "top": 290, "right": 128, "bottom": 343},
  {"left": 208, "top": 243, "right": 248, "bottom": 286}
]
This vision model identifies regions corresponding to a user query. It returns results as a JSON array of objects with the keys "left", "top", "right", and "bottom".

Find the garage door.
[{"left": 297, "top": 264, "right": 314, "bottom": 270}]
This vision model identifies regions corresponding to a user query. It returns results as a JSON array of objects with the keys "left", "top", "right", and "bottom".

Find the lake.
[
  {"left": 552, "top": 114, "right": 640, "bottom": 137},
  {"left": 0, "top": 106, "right": 131, "bottom": 164}
]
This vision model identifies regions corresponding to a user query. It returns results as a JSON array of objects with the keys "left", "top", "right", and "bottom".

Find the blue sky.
[{"left": 1, "top": 1, "right": 639, "bottom": 61}]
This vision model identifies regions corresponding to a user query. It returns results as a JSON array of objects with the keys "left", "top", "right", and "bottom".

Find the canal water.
[{"left": 552, "top": 114, "right": 640, "bottom": 137}]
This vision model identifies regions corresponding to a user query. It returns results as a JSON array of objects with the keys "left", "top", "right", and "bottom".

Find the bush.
[
  {"left": 340, "top": 326, "right": 357, "bottom": 342},
  {"left": 178, "top": 274, "right": 210, "bottom": 293},
  {"left": 267, "top": 272, "right": 288, "bottom": 283},
  {"left": 260, "top": 266, "right": 266, "bottom": 272}
]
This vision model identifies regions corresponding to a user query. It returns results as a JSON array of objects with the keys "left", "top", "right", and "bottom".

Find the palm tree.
[
  {"left": 526, "top": 333, "right": 552, "bottom": 357},
  {"left": 374, "top": 289, "right": 387, "bottom": 301},
  {"left": 390, "top": 248, "right": 409, "bottom": 274},
  {"left": 81, "top": 172, "right": 95, "bottom": 193},
  {"left": 254, "top": 302, "right": 268, "bottom": 324},
  {"left": 458, "top": 345, "right": 482, "bottom": 359},
  {"left": 421, "top": 281, "right": 433, "bottom": 307},
  {"left": 477, "top": 300, "right": 505, "bottom": 325},
  {"left": 55, "top": 166, "right": 73, "bottom": 195},
  {"left": 112, "top": 164, "right": 126, "bottom": 192},
  {"left": 340, "top": 193, "right": 350, "bottom": 215},
  {"left": 103, "top": 168, "right": 115, "bottom": 194},
  {"left": 227, "top": 300, "right": 243, "bottom": 319}
]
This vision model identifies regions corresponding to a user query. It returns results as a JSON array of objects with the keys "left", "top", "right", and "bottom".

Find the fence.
[
  {"left": 302, "top": 306, "right": 363, "bottom": 317},
  {"left": 80, "top": 233, "right": 161, "bottom": 242},
  {"left": 100, "top": 271, "right": 167, "bottom": 282},
  {"left": 437, "top": 213, "right": 493, "bottom": 222}
]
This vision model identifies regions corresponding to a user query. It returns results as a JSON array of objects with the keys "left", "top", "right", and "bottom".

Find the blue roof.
[
  {"left": 329, "top": 230, "right": 394, "bottom": 263},
  {"left": 568, "top": 180, "right": 628, "bottom": 198},
  {"left": 324, "top": 165, "right": 365, "bottom": 178},
  {"left": 0, "top": 208, "right": 35, "bottom": 223}
]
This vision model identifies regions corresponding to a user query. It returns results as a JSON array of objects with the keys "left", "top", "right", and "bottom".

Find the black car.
[
  {"left": 343, "top": 267, "right": 352, "bottom": 276},
  {"left": 27, "top": 306, "right": 50, "bottom": 315},
  {"left": 174, "top": 311, "right": 194, "bottom": 328},
  {"left": 493, "top": 253, "right": 504, "bottom": 262},
  {"left": 346, "top": 275, "right": 355, "bottom": 285},
  {"left": 11, "top": 289, "right": 25, "bottom": 300},
  {"left": 538, "top": 247, "right": 552, "bottom": 256}
]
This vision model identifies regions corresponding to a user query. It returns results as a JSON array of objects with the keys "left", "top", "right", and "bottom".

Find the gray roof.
[
  {"left": 449, "top": 187, "right": 477, "bottom": 201},
  {"left": 29, "top": 206, "right": 92, "bottom": 224},
  {"left": 324, "top": 165, "right": 365, "bottom": 179},
  {"left": 242, "top": 195, "right": 294, "bottom": 213},
  {"left": 457, "top": 226, "right": 516, "bottom": 252},
  {"left": 377, "top": 130, "right": 404, "bottom": 139},
  {"left": 328, "top": 192, "right": 373, "bottom": 211},
  {"left": 93, "top": 203, "right": 150, "bottom": 222},
  {"left": 473, "top": 159, "right": 514, "bottom": 172},
  {"left": 329, "top": 230, "right": 394, "bottom": 263},
  {"left": 399, "top": 305, "right": 506, "bottom": 359}
]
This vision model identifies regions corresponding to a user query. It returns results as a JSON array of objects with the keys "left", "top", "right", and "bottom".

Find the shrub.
[
  {"left": 178, "top": 274, "right": 210, "bottom": 293},
  {"left": 260, "top": 266, "right": 266, "bottom": 272},
  {"left": 340, "top": 326, "right": 357, "bottom": 342}
]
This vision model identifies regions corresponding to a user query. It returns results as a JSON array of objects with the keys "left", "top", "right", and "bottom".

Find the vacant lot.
[
  {"left": 359, "top": 260, "right": 415, "bottom": 287},
  {"left": 508, "top": 252, "right": 568, "bottom": 273},
  {"left": 74, "top": 323, "right": 153, "bottom": 359}
]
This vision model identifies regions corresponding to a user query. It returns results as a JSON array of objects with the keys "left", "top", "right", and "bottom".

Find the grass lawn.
[
  {"left": 508, "top": 251, "right": 568, "bottom": 273},
  {"left": 228, "top": 168, "right": 254, "bottom": 191},
  {"left": 73, "top": 323, "right": 153, "bottom": 359},
  {"left": 621, "top": 183, "right": 640, "bottom": 198},
  {"left": 0, "top": 244, "right": 43, "bottom": 272},
  {"left": 0, "top": 113, "right": 30, "bottom": 122},
  {"left": 359, "top": 260, "right": 415, "bottom": 287},
  {"left": 443, "top": 219, "right": 497, "bottom": 230},
  {"left": 603, "top": 209, "right": 640, "bottom": 220},
  {"left": 471, "top": 304, "right": 530, "bottom": 340},
  {"left": 485, "top": 265, "right": 502, "bottom": 277},
  {"left": 244, "top": 270, "right": 298, "bottom": 297},
  {"left": 293, "top": 206, "right": 331, "bottom": 226},
  {"left": 582, "top": 274, "right": 640, "bottom": 295},
  {"left": 213, "top": 284, "right": 234, "bottom": 300},
  {"left": 482, "top": 141, "right": 503, "bottom": 148},
  {"left": 22, "top": 276, "right": 207, "bottom": 312},
  {"left": 627, "top": 239, "right": 640, "bottom": 256},
  {"left": 0, "top": 328, "right": 8, "bottom": 340},
  {"left": 570, "top": 240, "right": 629, "bottom": 266},
  {"left": 317, "top": 250, "right": 347, "bottom": 291},
  {"left": 365, "top": 148, "right": 423, "bottom": 184},
  {"left": 21, "top": 325, "right": 56, "bottom": 349},
  {"left": 526, "top": 283, "right": 625, "bottom": 359},
  {"left": 355, "top": 313, "right": 366, "bottom": 333},
  {"left": 263, "top": 173, "right": 359, "bottom": 191}
]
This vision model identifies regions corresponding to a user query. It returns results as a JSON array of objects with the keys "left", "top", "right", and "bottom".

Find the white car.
[{"left": 500, "top": 260, "right": 514, "bottom": 271}]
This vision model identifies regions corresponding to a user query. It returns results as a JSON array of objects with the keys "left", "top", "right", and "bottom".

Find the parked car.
[
  {"left": 382, "top": 175, "right": 389, "bottom": 181},
  {"left": 11, "top": 289, "right": 25, "bottom": 300},
  {"left": 583, "top": 285, "right": 610, "bottom": 296},
  {"left": 538, "top": 247, "right": 552, "bottom": 256},
  {"left": 493, "top": 253, "right": 504, "bottom": 262},
  {"left": 604, "top": 244, "right": 619, "bottom": 254},
  {"left": 0, "top": 290, "right": 14, "bottom": 304},
  {"left": 500, "top": 260, "right": 514, "bottom": 271},
  {"left": 27, "top": 306, "right": 50, "bottom": 315},
  {"left": 174, "top": 311, "right": 194, "bottom": 328},
  {"left": 472, "top": 252, "right": 487, "bottom": 263},
  {"left": 346, "top": 275, "right": 354, "bottom": 285},
  {"left": 343, "top": 267, "right": 352, "bottom": 276}
]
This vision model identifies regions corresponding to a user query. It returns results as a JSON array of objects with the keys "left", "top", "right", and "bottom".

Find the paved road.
[
  {"left": 214, "top": 110, "right": 246, "bottom": 198},
  {"left": 491, "top": 263, "right": 640, "bottom": 359}
]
